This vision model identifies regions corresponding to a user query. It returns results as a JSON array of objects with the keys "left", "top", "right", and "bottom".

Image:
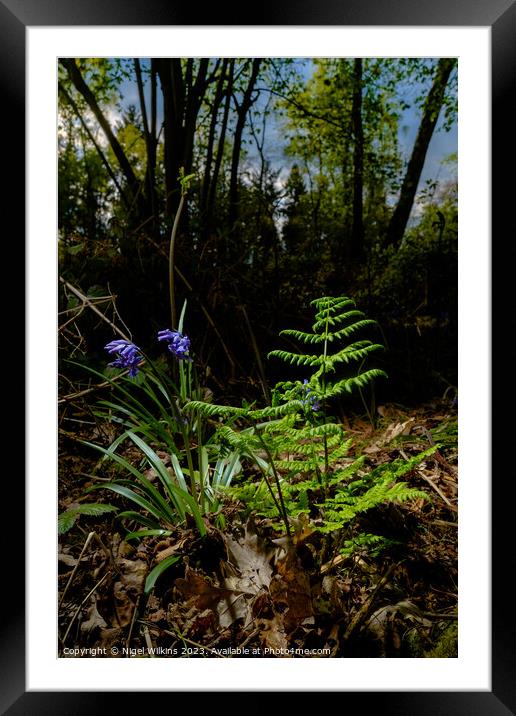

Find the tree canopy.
[{"left": 58, "top": 56, "right": 457, "bottom": 403}]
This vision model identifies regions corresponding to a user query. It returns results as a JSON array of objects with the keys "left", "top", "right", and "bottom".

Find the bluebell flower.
[
  {"left": 105, "top": 339, "right": 142, "bottom": 378},
  {"left": 302, "top": 379, "right": 321, "bottom": 412},
  {"left": 157, "top": 329, "right": 191, "bottom": 361}
]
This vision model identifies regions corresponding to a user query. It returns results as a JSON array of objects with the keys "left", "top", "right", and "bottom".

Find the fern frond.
[
  {"left": 328, "top": 457, "right": 366, "bottom": 485},
  {"left": 324, "top": 318, "right": 377, "bottom": 341},
  {"left": 266, "top": 421, "right": 342, "bottom": 441},
  {"left": 267, "top": 349, "right": 320, "bottom": 366},
  {"left": 215, "top": 425, "right": 260, "bottom": 456},
  {"left": 323, "top": 341, "right": 383, "bottom": 368},
  {"left": 184, "top": 400, "right": 248, "bottom": 418},
  {"left": 321, "top": 369, "right": 387, "bottom": 397},
  {"left": 279, "top": 329, "right": 326, "bottom": 344},
  {"left": 312, "top": 309, "right": 365, "bottom": 333},
  {"left": 249, "top": 400, "right": 305, "bottom": 419},
  {"left": 311, "top": 296, "right": 356, "bottom": 312}
]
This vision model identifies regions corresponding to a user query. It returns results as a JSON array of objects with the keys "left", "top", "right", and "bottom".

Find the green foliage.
[
  {"left": 315, "top": 447, "right": 434, "bottom": 533},
  {"left": 79, "top": 350, "right": 244, "bottom": 538},
  {"left": 144, "top": 554, "right": 182, "bottom": 594},
  {"left": 269, "top": 296, "right": 387, "bottom": 402},
  {"left": 187, "top": 295, "right": 432, "bottom": 551},
  {"left": 58, "top": 503, "right": 119, "bottom": 534},
  {"left": 83, "top": 430, "right": 207, "bottom": 537},
  {"left": 430, "top": 418, "right": 458, "bottom": 452},
  {"left": 229, "top": 440, "right": 433, "bottom": 538},
  {"left": 185, "top": 295, "right": 397, "bottom": 541}
]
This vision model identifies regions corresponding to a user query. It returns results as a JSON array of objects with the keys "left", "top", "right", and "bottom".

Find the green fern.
[
  {"left": 269, "top": 296, "right": 387, "bottom": 393},
  {"left": 182, "top": 295, "right": 389, "bottom": 534},
  {"left": 58, "top": 503, "right": 119, "bottom": 535}
]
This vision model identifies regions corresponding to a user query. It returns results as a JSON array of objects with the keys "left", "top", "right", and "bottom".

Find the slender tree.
[
  {"left": 228, "top": 59, "right": 262, "bottom": 235},
  {"left": 351, "top": 57, "right": 365, "bottom": 259},
  {"left": 384, "top": 58, "right": 456, "bottom": 249}
]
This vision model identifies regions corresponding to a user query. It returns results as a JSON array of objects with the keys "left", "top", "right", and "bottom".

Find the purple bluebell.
[
  {"left": 105, "top": 339, "right": 142, "bottom": 378},
  {"left": 157, "top": 329, "right": 191, "bottom": 361},
  {"left": 302, "top": 379, "right": 321, "bottom": 412}
]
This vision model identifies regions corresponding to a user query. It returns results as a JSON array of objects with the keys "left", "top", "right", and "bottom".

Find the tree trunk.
[
  {"left": 351, "top": 57, "right": 364, "bottom": 259},
  {"left": 156, "top": 59, "right": 184, "bottom": 221},
  {"left": 157, "top": 59, "right": 211, "bottom": 225},
  {"left": 134, "top": 59, "right": 159, "bottom": 240},
  {"left": 60, "top": 58, "right": 145, "bottom": 222},
  {"left": 228, "top": 59, "right": 262, "bottom": 235},
  {"left": 207, "top": 60, "right": 234, "bottom": 224},
  {"left": 384, "top": 58, "right": 456, "bottom": 249}
]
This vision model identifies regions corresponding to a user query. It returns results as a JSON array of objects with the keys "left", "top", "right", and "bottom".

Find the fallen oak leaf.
[{"left": 175, "top": 567, "right": 246, "bottom": 628}]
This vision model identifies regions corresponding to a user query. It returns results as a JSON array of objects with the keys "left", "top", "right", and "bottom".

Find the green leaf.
[
  {"left": 125, "top": 529, "right": 173, "bottom": 541},
  {"left": 116, "top": 511, "right": 162, "bottom": 530},
  {"left": 82, "top": 441, "right": 178, "bottom": 525},
  {"left": 144, "top": 555, "right": 182, "bottom": 594},
  {"left": 73, "top": 503, "right": 119, "bottom": 517},
  {"left": 58, "top": 510, "right": 78, "bottom": 534},
  {"left": 58, "top": 503, "right": 118, "bottom": 534},
  {"left": 86, "top": 483, "right": 172, "bottom": 525},
  {"left": 126, "top": 431, "right": 187, "bottom": 521}
]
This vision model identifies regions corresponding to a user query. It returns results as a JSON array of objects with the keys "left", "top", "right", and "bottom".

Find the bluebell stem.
[
  {"left": 157, "top": 329, "right": 192, "bottom": 361},
  {"left": 104, "top": 339, "right": 142, "bottom": 378}
]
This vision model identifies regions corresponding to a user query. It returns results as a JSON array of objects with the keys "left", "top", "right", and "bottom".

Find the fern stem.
[
  {"left": 322, "top": 304, "right": 330, "bottom": 478},
  {"left": 253, "top": 462, "right": 283, "bottom": 522},
  {"left": 254, "top": 425, "right": 291, "bottom": 538}
]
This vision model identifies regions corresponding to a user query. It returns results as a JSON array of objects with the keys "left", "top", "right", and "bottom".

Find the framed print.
[{"left": 3, "top": 0, "right": 513, "bottom": 711}]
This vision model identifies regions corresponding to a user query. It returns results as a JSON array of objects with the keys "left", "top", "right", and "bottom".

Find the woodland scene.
[{"left": 58, "top": 57, "right": 458, "bottom": 659}]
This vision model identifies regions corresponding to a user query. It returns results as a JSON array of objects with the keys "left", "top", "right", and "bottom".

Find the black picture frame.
[{"left": 6, "top": 0, "right": 513, "bottom": 711}]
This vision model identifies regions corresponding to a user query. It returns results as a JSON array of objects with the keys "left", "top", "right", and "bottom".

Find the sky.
[{"left": 116, "top": 57, "right": 457, "bottom": 201}]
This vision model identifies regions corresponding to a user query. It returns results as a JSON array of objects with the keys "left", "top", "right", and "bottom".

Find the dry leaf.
[
  {"left": 81, "top": 599, "right": 107, "bottom": 634},
  {"left": 365, "top": 418, "right": 415, "bottom": 453},
  {"left": 272, "top": 549, "right": 313, "bottom": 631},
  {"left": 260, "top": 614, "right": 290, "bottom": 655},
  {"left": 112, "top": 556, "right": 147, "bottom": 627}
]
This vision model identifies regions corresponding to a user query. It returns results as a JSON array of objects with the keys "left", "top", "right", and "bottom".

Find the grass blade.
[{"left": 144, "top": 555, "right": 182, "bottom": 594}]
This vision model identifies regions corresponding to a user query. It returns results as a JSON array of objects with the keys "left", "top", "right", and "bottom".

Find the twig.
[
  {"left": 343, "top": 562, "right": 397, "bottom": 641},
  {"left": 59, "top": 531, "right": 96, "bottom": 608},
  {"left": 418, "top": 470, "right": 456, "bottom": 510},
  {"left": 169, "top": 193, "right": 185, "bottom": 330},
  {"left": 239, "top": 627, "right": 260, "bottom": 649},
  {"left": 61, "top": 570, "right": 112, "bottom": 644},
  {"left": 239, "top": 304, "right": 270, "bottom": 403},
  {"left": 142, "top": 625, "right": 156, "bottom": 657},
  {"left": 125, "top": 595, "right": 141, "bottom": 652},
  {"left": 138, "top": 620, "right": 227, "bottom": 658},
  {"left": 254, "top": 427, "right": 291, "bottom": 539},
  {"left": 143, "top": 233, "right": 237, "bottom": 375},
  {"left": 422, "top": 611, "right": 458, "bottom": 620},
  {"left": 433, "top": 519, "right": 458, "bottom": 528},
  {"left": 399, "top": 448, "right": 456, "bottom": 511},
  {"left": 59, "top": 277, "right": 131, "bottom": 341},
  {"left": 58, "top": 362, "right": 143, "bottom": 404}
]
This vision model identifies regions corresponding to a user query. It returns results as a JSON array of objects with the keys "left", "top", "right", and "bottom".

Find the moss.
[{"left": 426, "top": 621, "right": 458, "bottom": 658}]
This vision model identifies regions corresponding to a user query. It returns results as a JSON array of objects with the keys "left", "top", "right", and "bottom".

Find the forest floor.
[{"left": 58, "top": 399, "right": 458, "bottom": 659}]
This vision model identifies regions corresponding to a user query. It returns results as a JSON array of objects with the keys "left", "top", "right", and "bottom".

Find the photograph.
[{"left": 57, "top": 55, "right": 459, "bottom": 661}]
